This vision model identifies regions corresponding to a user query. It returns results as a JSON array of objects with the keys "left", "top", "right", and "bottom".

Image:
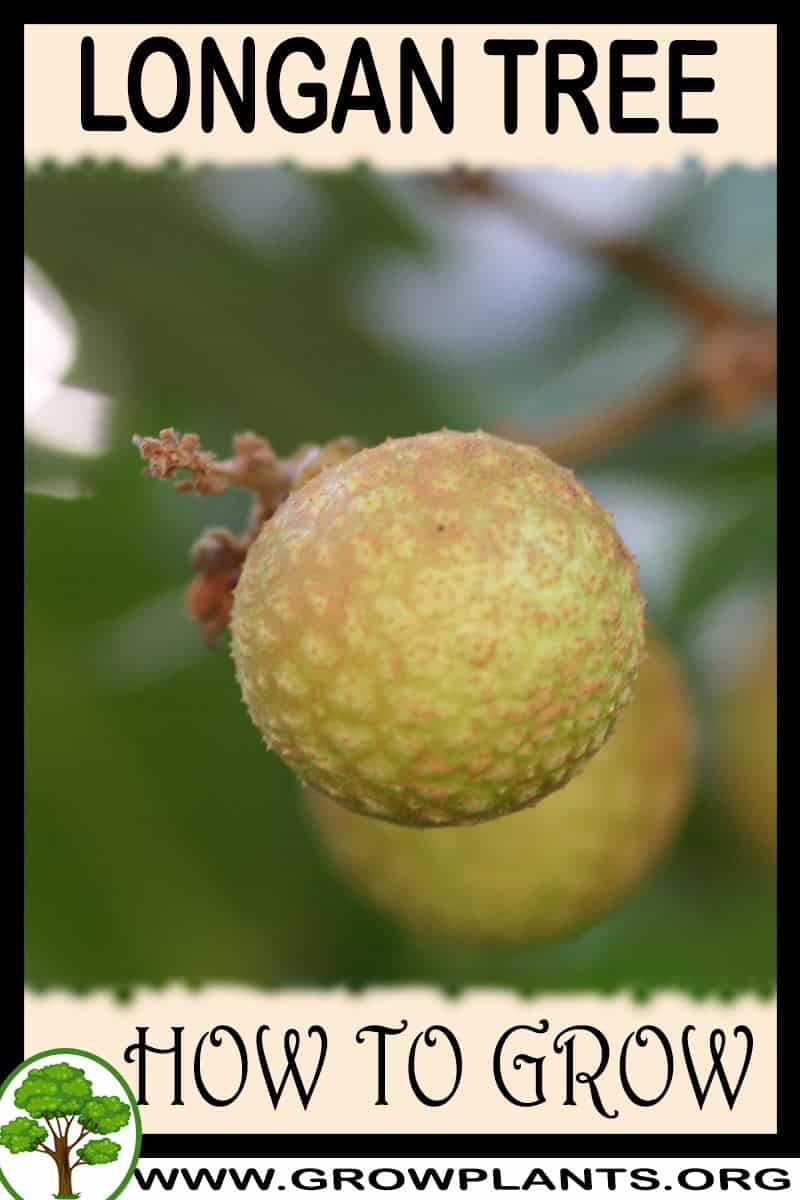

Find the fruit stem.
[
  {"left": 437, "top": 170, "right": 776, "bottom": 463},
  {"left": 133, "top": 428, "right": 361, "bottom": 642}
]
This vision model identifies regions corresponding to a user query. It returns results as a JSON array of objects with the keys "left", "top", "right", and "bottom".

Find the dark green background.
[{"left": 24, "top": 164, "right": 776, "bottom": 996}]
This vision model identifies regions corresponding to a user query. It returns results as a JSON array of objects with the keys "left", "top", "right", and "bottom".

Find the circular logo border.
[{"left": 0, "top": 1047, "right": 143, "bottom": 1200}]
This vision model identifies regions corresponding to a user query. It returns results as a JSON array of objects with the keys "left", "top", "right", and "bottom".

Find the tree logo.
[{"left": 0, "top": 1050, "right": 141, "bottom": 1200}]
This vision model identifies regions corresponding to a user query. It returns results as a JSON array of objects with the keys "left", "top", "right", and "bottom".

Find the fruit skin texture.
[
  {"left": 307, "top": 635, "right": 692, "bottom": 947},
  {"left": 232, "top": 430, "right": 645, "bottom": 827},
  {"left": 721, "top": 616, "right": 776, "bottom": 866}
]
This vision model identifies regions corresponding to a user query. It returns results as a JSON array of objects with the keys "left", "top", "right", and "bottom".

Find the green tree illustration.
[{"left": 0, "top": 1063, "right": 131, "bottom": 1197}]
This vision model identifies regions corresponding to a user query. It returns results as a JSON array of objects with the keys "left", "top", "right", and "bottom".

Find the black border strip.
[
  {"left": 18, "top": 18, "right": 789, "bottom": 1159},
  {"left": 9, "top": 21, "right": 26, "bottom": 1092},
  {"left": 143, "top": 1135, "right": 786, "bottom": 1158}
]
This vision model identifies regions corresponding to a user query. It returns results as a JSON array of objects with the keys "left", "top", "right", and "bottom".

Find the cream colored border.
[
  {"left": 24, "top": 987, "right": 776, "bottom": 1134},
  {"left": 24, "top": 24, "right": 776, "bottom": 169}
]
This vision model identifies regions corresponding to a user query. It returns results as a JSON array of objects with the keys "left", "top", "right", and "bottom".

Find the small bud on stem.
[{"left": 133, "top": 428, "right": 362, "bottom": 642}]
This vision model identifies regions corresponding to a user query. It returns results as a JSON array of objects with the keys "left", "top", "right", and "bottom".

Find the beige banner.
[
  {"left": 24, "top": 987, "right": 776, "bottom": 1134},
  {"left": 24, "top": 24, "right": 776, "bottom": 169}
]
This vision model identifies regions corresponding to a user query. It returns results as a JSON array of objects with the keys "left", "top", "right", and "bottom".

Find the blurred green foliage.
[{"left": 24, "top": 163, "right": 776, "bottom": 996}]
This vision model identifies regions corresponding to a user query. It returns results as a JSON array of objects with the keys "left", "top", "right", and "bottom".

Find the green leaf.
[
  {"left": 0, "top": 1116, "right": 47, "bottom": 1154},
  {"left": 672, "top": 492, "right": 776, "bottom": 626},
  {"left": 79, "top": 1096, "right": 130, "bottom": 1135},
  {"left": 77, "top": 1138, "right": 121, "bottom": 1165},
  {"left": 13, "top": 1065, "right": 92, "bottom": 1119}
]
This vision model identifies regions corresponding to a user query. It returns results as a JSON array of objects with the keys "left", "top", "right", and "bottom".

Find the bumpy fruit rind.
[
  {"left": 232, "top": 430, "right": 645, "bottom": 826},
  {"left": 307, "top": 634, "right": 693, "bottom": 947}
]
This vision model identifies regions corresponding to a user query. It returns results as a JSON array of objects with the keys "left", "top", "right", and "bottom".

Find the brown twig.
[
  {"left": 439, "top": 169, "right": 753, "bottom": 325},
  {"left": 438, "top": 169, "right": 777, "bottom": 465},
  {"left": 67, "top": 1125, "right": 90, "bottom": 1153},
  {"left": 498, "top": 364, "right": 698, "bottom": 465},
  {"left": 134, "top": 429, "right": 361, "bottom": 642},
  {"left": 136, "top": 174, "right": 775, "bottom": 642}
]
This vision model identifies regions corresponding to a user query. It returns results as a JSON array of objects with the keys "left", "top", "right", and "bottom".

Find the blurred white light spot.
[
  {"left": 25, "top": 477, "right": 87, "bottom": 502},
  {"left": 195, "top": 166, "right": 328, "bottom": 255},
  {"left": 24, "top": 257, "right": 111, "bottom": 458},
  {"left": 355, "top": 205, "right": 600, "bottom": 361},
  {"left": 500, "top": 167, "right": 685, "bottom": 239},
  {"left": 24, "top": 258, "right": 76, "bottom": 416},
  {"left": 587, "top": 477, "right": 710, "bottom": 609},
  {"left": 25, "top": 383, "right": 110, "bottom": 457},
  {"left": 353, "top": 168, "right": 684, "bottom": 363},
  {"left": 689, "top": 587, "right": 774, "bottom": 692},
  {"left": 92, "top": 589, "right": 206, "bottom": 690}
]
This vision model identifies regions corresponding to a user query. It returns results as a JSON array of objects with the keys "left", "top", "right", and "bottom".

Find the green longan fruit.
[
  {"left": 306, "top": 635, "right": 693, "bottom": 947},
  {"left": 233, "top": 430, "right": 645, "bottom": 827},
  {"left": 721, "top": 615, "right": 776, "bottom": 866}
]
